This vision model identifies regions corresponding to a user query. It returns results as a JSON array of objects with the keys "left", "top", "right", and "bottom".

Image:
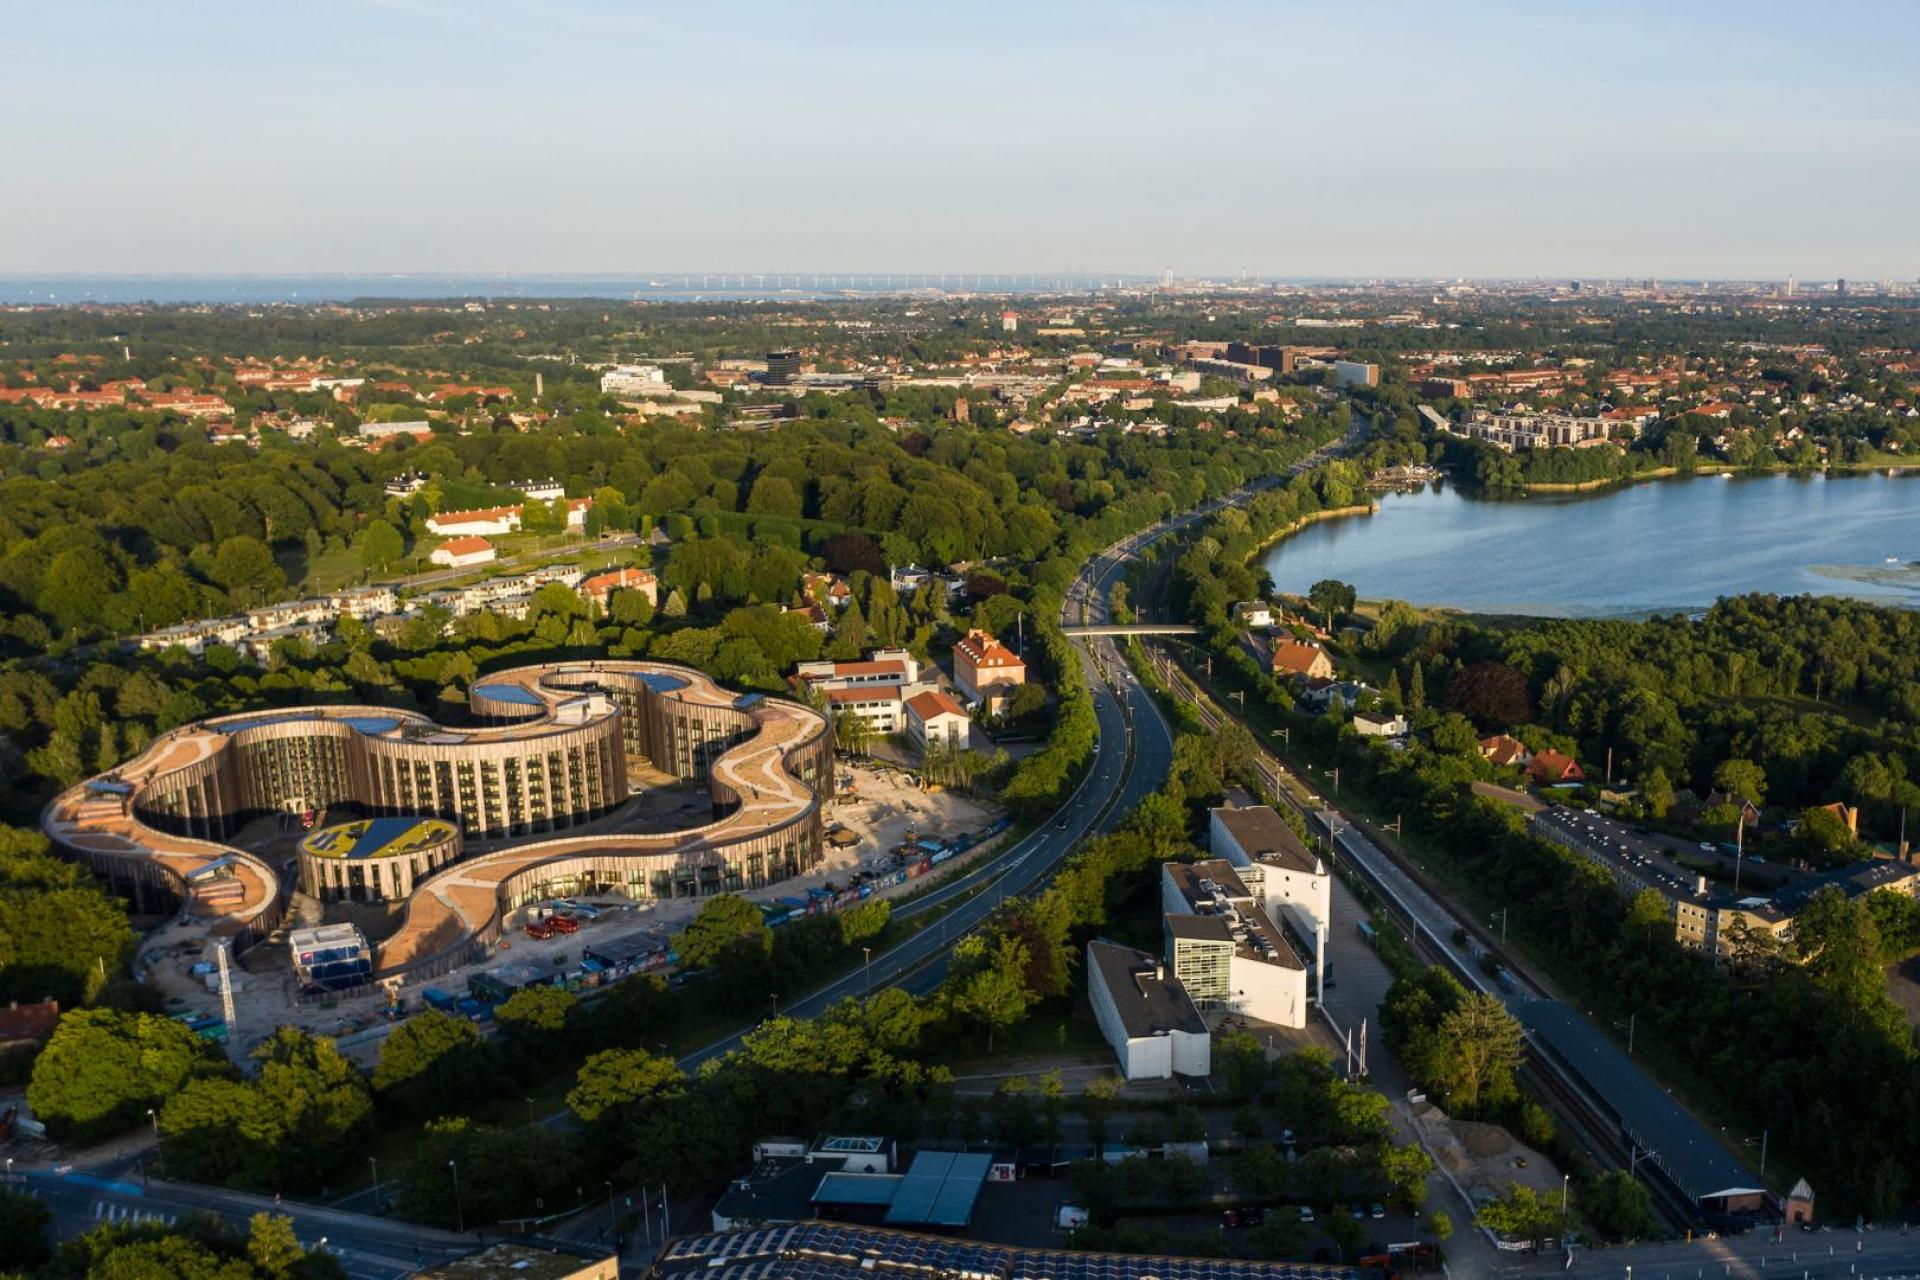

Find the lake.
[{"left": 1260, "top": 471, "right": 1920, "bottom": 618}]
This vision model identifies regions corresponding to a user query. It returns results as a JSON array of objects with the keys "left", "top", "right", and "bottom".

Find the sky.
[{"left": 3, "top": 0, "right": 1916, "bottom": 280}]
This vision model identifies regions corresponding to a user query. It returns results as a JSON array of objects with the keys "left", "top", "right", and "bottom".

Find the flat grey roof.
[
  {"left": 1212, "top": 805, "right": 1318, "bottom": 874},
  {"left": 1516, "top": 999, "right": 1760, "bottom": 1204},
  {"left": 1087, "top": 939, "right": 1208, "bottom": 1040},
  {"left": 1166, "top": 914, "right": 1235, "bottom": 943}
]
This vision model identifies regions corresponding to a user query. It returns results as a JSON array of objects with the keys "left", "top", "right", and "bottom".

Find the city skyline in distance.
[{"left": 3, "top": 0, "right": 1916, "bottom": 280}]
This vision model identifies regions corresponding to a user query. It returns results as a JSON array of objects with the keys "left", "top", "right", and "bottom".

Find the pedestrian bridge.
[{"left": 1061, "top": 624, "right": 1200, "bottom": 637}]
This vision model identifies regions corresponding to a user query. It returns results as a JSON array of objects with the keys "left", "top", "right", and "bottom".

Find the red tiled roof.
[
  {"left": 438, "top": 536, "right": 494, "bottom": 555},
  {"left": 906, "top": 689, "right": 968, "bottom": 721}
]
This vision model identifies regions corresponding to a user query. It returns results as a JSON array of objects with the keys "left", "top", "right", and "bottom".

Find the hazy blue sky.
[{"left": 5, "top": 0, "right": 1915, "bottom": 278}]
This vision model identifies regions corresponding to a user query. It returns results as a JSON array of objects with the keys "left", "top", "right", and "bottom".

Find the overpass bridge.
[{"left": 1060, "top": 624, "right": 1199, "bottom": 637}]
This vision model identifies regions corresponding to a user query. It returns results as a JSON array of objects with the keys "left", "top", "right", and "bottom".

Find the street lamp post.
[
  {"left": 525, "top": 1096, "right": 536, "bottom": 1127},
  {"left": 147, "top": 1108, "right": 159, "bottom": 1139},
  {"left": 449, "top": 1160, "right": 465, "bottom": 1235},
  {"left": 604, "top": 1181, "right": 620, "bottom": 1249},
  {"left": 862, "top": 947, "right": 873, "bottom": 1003},
  {"left": 369, "top": 1157, "right": 381, "bottom": 1208},
  {"left": 1492, "top": 908, "right": 1509, "bottom": 946}
]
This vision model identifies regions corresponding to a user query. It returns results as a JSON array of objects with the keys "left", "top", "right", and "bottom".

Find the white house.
[
  {"left": 905, "top": 689, "right": 971, "bottom": 751},
  {"left": 1353, "top": 710, "right": 1408, "bottom": 738},
  {"left": 426, "top": 505, "right": 521, "bottom": 537},
  {"left": 1233, "top": 601, "right": 1275, "bottom": 630},
  {"left": 511, "top": 477, "right": 566, "bottom": 502},
  {"left": 1086, "top": 940, "right": 1211, "bottom": 1082},
  {"left": 430, "top": 536, "right": 497, "bottom": 569}
]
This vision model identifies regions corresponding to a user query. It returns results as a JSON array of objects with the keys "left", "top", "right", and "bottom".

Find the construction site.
[{"left": 131, "top": 757, "right": 1005, "bottom": 1060}]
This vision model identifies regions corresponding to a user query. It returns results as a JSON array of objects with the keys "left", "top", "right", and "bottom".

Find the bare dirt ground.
[
  {"left": 1408, "top": 1103, "right": 1562, "bottom": 1206},
  {"left": 137, "top": 758, "right": 1004, "bottom": 1058}
]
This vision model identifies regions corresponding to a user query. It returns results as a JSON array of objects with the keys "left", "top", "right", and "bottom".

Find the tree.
[
  {"left": 1379, "top": 1142, "right": 1435, "bottom": 1208},
  {"left": 566, "top": 1048, "right": 685, "bottom": 1123},
  {"left": 1793, "top": 886, "right": 1890, "bottom": 1016},
  {"left": 1307, "top": 579, "right": 1356, "bottom": 623},
  {"left": 672, "top": 894, "right": 774, "bottom": 969},
  {"left": 952, "top": 964, "right": 1028, "bottom": 1052},
  {"left": 1581, "top": 1170, "right": 1657, "bottom": 1240},
  {"left": 207, "top": 535, "right": 285, "bottom": 604},
  {"left": 370, "top": 1010, "right": 484, "bottom": 1114},
  {"left": 1476, "top": 1181, "right": 1559, "bottom": 1246},
  {"left": 1796, "top": 805, "right": 1856, "bottom": 859},
  {"left": 1713, "top": 757, "right": 1767, "bottom": 806},
  {"left": 494, "top": 985, "right": 579, "bottom": 1045},
  {"left": 247, "top": 1212, "right": 307, "bottom": 1279},
  {"left": 1449, "top": 661, "right": 1533, "bottom": 729},
  {"left": 27, "top": 1008, "right": 219, "bottom": 1140},
  {"left": 0, "top": 1190, "right": 50, "bottom": 1271},
  {"left": 1434, "top": 992, "right": 1525, "bottom": 1111},
  {"left": 357, "top": 518, "right": 404, "bottom": 572}
]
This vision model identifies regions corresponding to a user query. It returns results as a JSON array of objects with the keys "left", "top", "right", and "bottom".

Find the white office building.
[
  {"left": 599, "top": 364, "right": 670, "bottom": 396},
  {"left": 1209, "top": 806, "right": 1331, "bottom": 998},
  {"left": 1086, "top": 940, "right": 1211, "bottom": 1081},
  {"left": 1160, "top": 859, "right": 1308, "bottom": 1029}
]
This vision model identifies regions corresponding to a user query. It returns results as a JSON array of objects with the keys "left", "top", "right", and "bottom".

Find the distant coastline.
[{"left": 0, "top": 273, "right": 1140, "bottom": 306}]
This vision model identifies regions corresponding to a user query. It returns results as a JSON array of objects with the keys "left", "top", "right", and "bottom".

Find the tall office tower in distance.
[{"left": 765, "top": 350, "right": 800, "bottom": 386}]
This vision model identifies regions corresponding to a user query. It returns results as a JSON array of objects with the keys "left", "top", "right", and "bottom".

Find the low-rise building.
[
  {"left": 599, "top": 364, "right": 670, "bottom": 396},
  {"left": 1480, "top": 733, "right": 1533, "bottom": 768},
  {"left": 1270, "top": 639, "right": 1333, "bottom": 681},
  {"left": 416, "top": 1243, "right": 616, "bottom": 1280},
  {"left": 905, "top": 689, "right": 971, "bottom": 752},
  {"left": 1332, "top": 360, "right": 1379, "bottom": 388},
  {"left": 579, "top": 566, "right": 658, "bottom": 612},
  {"left": 432, "top": 536, "right": 497, "bottom": 569},
  {"left": 1353, "top": 710, "right": 1407, "bottom": 738},
  {"left": 1444, "top": 408, "right": 1622, "bottom": 452},
  {"left": 1086, "top": 939, "right": 1211, "bottom": 1081},
  {"left": 357, "top": 418, "right": 434, "bottom": 439},
  {"left": 951, "top": 628, "right": 1026, "bottom": 714},
  {"left": 1233, "top": 601, "right": 1275, "bottom": 629},
  {"left": 1529, "top": 749, "right": 1585, "bottom": 785}
]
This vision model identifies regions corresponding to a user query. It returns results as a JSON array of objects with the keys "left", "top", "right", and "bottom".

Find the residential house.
[
  {"left": 1233, "top": 601, "right": 1275, "bottom": 630},
  {"left": 951, "top": 628, "right": 1026, "bottom": 714},
  {"left": 1270, "top": 639, "right": 1334, "bottom": 681},
  {"left": 1352, "top": 710, "right": 1408, "bottom": 738},
  {"left": 1479, "top": 734, "right": 1533, "bottom": 769},
  {"left": 578, "top": 566, "right": 658, "bottom": 612},
  {"left": 431, "top": 536, "right": 497, "bottom": 569},
  {"left": 0, "top": 998, "right": 61, "bottom": 1051},
  {"left": 1528, "top": 750, "right": 1585, "bottom": 785}
]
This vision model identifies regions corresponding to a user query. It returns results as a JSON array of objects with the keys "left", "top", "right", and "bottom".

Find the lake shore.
[{"left": 1260, "top": 470, "right": 1920, "bottom": 618}]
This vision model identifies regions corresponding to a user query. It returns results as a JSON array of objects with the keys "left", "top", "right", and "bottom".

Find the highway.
[
  {"left": 13, "top": 422, "right": 1363, "bottom": 1269},
  {"left": 6, "top": 1168, "right": 473, "bottom": 1280}
]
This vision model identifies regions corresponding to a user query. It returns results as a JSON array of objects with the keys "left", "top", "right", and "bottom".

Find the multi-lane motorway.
[{"left": 13, "top": 423, "right": 1364, "bottom": 1272}]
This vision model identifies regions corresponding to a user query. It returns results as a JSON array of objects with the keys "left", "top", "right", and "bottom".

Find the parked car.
[
  {"left": 1369, "top": 1203, "right": 1385, "bottom": 1219},
  {"left": 525, "top": 921, "right": 556, "bottom": 940},
  {"left": 1297, "top": 1206, "right": 1314, "bottom": 1224}
]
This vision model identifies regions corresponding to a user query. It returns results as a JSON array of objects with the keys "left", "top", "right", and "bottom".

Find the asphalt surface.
[
  {"left": 7, "top": 1168, "right": 473, "bottom": 1280},
  {"left": 16, "top": 421, "right": 1364, "bottom": 1269}
]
